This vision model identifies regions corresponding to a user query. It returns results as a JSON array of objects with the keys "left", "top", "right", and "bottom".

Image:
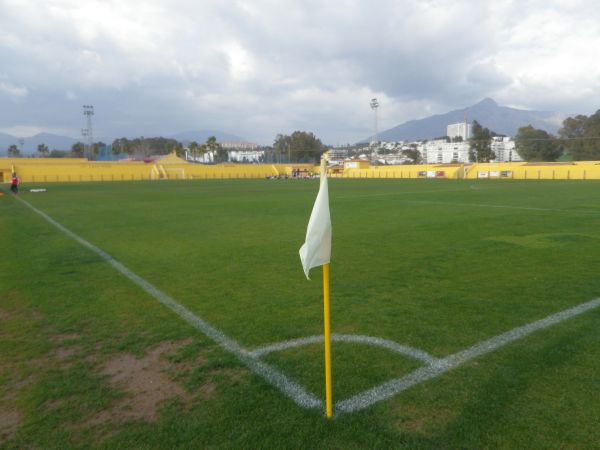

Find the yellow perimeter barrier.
[
  {"left": 3, "top": 158, "right": 600, "bottom": 183},
  {"left": 0, "top": 158, "right": 318, "bottom": 183},
  {"left": 340, "top": 161, "right": 600, "bottom": 180}
]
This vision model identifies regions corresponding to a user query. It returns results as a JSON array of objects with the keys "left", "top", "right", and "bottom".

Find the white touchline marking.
[
  {"left": 17, "top": 197, "right": 322, "bottom": 410},
  {"left": 17, "top": 197, "right": 600, "bottom": 417},
  {"left": 335, "top": 297, "right": 600, "bottom": 414},
  {"left": 335, "top": 187, "right": 483, "bottom": 200},
  {"left": 404, "top": 199, "right": 600, "bottom": 215}
]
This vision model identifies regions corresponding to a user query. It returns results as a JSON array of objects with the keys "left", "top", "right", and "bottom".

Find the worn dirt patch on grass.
[
  {"left": 209, "top": 367, "right": 249, "bottom": 384},
  {"left": 0, "top": 407, "right": 21, "bottom": 445},
  {"left": 54, "top": 344, "right": 83, "bottom": 361},
  {"left": 89, "top": 340, "right": 199, "bottom": 424},
  {"left": 0, "top": 306, "right": 41, "bottom": 323},
  {"left": 0, "top": 381, "right": 28, "bottom": 446},
  {"left": 50, "top": 333, "right": 82, "bottom": 344},
  {"left": 0, "top": 308, "right": 13, "bottom": 321},
  {"left": 0, "top": 406, "right": 21, "bottom": 445},
  {"left": 195, "top": 367, "right": 249, "bottom": 400}
]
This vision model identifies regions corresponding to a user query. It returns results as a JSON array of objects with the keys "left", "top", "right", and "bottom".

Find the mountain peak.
[
  {"left": 473, "top": 97, "right": 498, "bottom": 108},
  {"left": 367, "top": 98, "right": 561, "bottom": 142}
]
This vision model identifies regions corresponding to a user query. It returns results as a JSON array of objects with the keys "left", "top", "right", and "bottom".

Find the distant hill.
[
  {"left": 0, "top": 132, "right": 78, "bottom": 154},
  {"left": 367, "top": 98, "right": 565, "bottom": 142},
  {"left": 168, "top": 130, "right": 246, "bottom": 144},
  {"left": 1, "top": 130, "right": 248, "bottom": 155},
  {"left": 25, "top": 133, "right": 78, "bottom": 153},
  {"left": 0, "top": 132, "right": 18, "bottom": 152}
]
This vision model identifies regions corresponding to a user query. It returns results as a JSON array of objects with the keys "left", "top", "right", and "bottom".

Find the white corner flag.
[{"left": 299, "top": 159, "right": 331, "bottom": 279}]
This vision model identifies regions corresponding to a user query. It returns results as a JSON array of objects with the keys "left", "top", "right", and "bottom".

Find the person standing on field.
[{"left": 10, "top": 172, "right": 19, "bottom": 195}]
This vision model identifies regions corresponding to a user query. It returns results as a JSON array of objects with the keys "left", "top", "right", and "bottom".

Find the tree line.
[
  {"left": 5, "top": 131, "right": 326, "bottom": 163},
  {"left": 469, "top": 110, "right": 600, "bottom": 162}
]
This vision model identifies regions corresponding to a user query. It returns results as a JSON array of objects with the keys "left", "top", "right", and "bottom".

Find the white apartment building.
[
  {"left": 491, "top": 137, "right": 522, "bottom": 162},
  {"left": 229, "top": 149, "right": 264, "bottom": 162},
  {"left": 221, "top": 141, "right": 259, "bottom": 150},
  {"left": 419, "top": 139, "right": 470, "bottom": 164},
  {"left": 327, "top": 148, "right": 349, "bottom": 162},
  {"left": 185, "top": 149, "right": 264, "bottom": 163},
  {"left": 447, "top": 122, "right": 472, "bottom": 140}
]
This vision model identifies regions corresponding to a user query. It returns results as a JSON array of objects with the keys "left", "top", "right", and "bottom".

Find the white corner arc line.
[
  {"left": 17, "top": 197, "right": 322, "bottom": 410},
  {"left": 250, "top": 334, "right": 440, "bottom": 366},
  {"left": 335, "top": 297, "right": 600, "bottom": 414}
]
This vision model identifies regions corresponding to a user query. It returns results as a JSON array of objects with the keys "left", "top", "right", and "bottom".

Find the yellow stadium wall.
[
  {"left": 340, "top": 162, "right": 600, "bottom": 180},
  {"left": 464, "top": 162, "right": 600, "bottom": 180},
  {"left": 340, "top": 164, "right": 464, "bottom": 179},
  {"left": 4, "top": 157, "right": 600, "bottom": 183},
  {"left": 0, "top": 158, "right": 318, "bottom": 183}
]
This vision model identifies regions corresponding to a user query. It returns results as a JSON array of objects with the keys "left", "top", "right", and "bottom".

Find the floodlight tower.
[
  {"left": 81, "top": 128, "right": 89, "bottom": 155},
  {"left": 82, "top": 105, "right": 94, "bottom": 158},
  {"left": 370, "top": 98, "right": 379, "bottom": 144}
]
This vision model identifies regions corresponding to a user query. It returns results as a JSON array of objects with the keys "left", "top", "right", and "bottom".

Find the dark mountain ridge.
[{"left": 368, "top": 98, "right": 564, "bottom": 142}]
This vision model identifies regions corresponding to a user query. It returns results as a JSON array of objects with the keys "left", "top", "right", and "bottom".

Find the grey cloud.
[
  {"left": 466, "top": 61, "right": 512, "bottom": 91},
  {"left": 1, "top": 0, "right": 600, "bottom": 144}
]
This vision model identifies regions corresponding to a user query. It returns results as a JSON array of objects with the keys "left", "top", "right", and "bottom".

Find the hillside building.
[
  {"left": 447, "top": 122, "right": 472, "bottom": 140},
  {"left": 327, "top": 148, "right": 349, "bottom": 162},
  {"left": 228, "top": 149, "right": 264, "bottom": 162},
  {"left": 420, "top": 139, "right": 470, "bottom": 164},
  {"left": 491, "top": 137, "right": 522, "bottom": 162},
  {"left": 221, "top": 141, "right": 259, "bottom": 150}
]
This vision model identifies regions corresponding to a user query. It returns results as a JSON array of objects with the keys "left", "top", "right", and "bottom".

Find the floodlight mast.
[
  {"left": 370, "top": 98, "right": 379, "bottom": 144},
  {"left": 82, "top": 105, "right": 94, "bottom": 159}
]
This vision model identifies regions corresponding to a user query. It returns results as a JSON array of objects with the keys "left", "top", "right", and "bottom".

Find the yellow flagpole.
[{"left": 323, "top": 263, "right": 333, "bottom": 419}]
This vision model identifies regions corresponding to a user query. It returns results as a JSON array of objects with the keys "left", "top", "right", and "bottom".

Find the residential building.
[
  {"left": 420, "top": 139, "right": 470, "bottom": 164},
  {"left": 221, "top": 141, "right": 259, "bottom": 150},
  {"left": 491, "top": 137, "right": 522, "bottom": 162},
  {"left": 447, "top": 122, "right": 472, "bottom": 140},
  {"left": 328, "top": 148, "right": 349, "bottom": 163},
  {"left": 229, "top": 149, "right": 264, "bottom": 163}
]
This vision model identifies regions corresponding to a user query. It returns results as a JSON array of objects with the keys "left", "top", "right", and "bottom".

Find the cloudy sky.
[{"left": 1, "top": 0, "right": 599, "bottom": 145}]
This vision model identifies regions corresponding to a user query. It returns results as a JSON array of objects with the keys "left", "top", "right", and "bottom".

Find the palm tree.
[
  {"left": 206, "top": 136, "right": 226, "bottom": 163},
  {"left": 198, "top": 143, "right": 208, "bottom": 163},
  {"left": 71, "top": 142, "right": 85, "bottom": 157},
  {"left": 8, "top": 144, "right": 20, "bottom": 157},
  {"left": 37, "top": 143, "right": 49, "bottom": 157},
  {"left": 189, "top": 141, "right": 199, "bottom": 161}
]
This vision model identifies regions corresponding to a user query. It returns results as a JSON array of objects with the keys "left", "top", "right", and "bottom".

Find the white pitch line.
[
  {"left": 17, "top": 197, "right": 322, "bottom": 410},
  {"left": 404, "top": 199, "right": 600, "bottom": 215},
  {"left": 335, "top": 187, "right": 482, "bottom": 200},
  {"left": 250, "top": 334, "right": 440, "bottom": 366},
  {"left": 336, "top": 297, "right": 600, "bottom": 414}
]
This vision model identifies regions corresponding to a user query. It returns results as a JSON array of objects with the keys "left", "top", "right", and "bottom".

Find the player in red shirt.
[{"left": 10, "top": 172, "right": 19, "bottom": 195}]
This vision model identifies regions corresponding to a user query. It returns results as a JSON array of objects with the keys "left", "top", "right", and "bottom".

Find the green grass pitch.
[{"left": 1, "top": 179, "right": 600, "bottom": 448}]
